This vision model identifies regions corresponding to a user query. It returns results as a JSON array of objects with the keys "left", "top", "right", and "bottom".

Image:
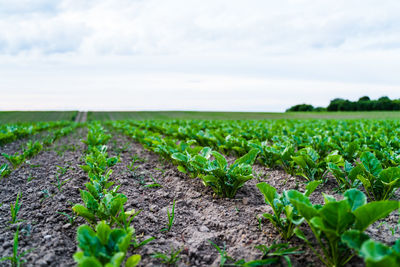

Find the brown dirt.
[{"left": 0, "top": 128, "right": 87, "bottom": 267}]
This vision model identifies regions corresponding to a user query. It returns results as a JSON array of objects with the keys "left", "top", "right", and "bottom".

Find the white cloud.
[{"left": 0, "top": 0, "right": 400, "bottom": 111}]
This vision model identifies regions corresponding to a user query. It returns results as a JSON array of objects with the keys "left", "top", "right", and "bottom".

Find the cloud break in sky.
[{"left": 1, "top": 0, "right": 400, "bottom": 111}]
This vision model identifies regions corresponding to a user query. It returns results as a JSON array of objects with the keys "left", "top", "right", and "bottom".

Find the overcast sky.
[{"left": 1, "top": 0, "right": 400, "bottom": 111}]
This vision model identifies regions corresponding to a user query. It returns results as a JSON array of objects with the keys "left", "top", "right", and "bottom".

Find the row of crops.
[
  {"left": 109, "top": 119, "right": 400, "bottom": 266},
  {"left": 1, "top": 119, "right": 400, "bottom": 266},
  {"left": 0, "top": 121, "right": 80, "bottom": 178}
]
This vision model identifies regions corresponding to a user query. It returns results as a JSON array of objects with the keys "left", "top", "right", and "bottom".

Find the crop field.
[
  {"left": 1, "top": 116, "right": 400, "bottom": 266},
  {"left": 0, "top": 112, "right": 78, "bottom": 123}
]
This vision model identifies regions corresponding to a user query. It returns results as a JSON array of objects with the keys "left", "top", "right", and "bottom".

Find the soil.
[
  {"left": 0, "top": 129, "right": 87, "bottom": 267},
  {"left": 0, "top": 128, "right": 398, "bottom": 267}
]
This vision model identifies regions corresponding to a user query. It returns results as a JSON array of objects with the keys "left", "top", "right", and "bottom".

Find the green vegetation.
[
  {"left": 72, "top": 122, "right": 148, "bottom": 266},
  {"left": 90, "top": 110, "right": 400, "bottom": 120},
  {"left": 287, "top": 95, "right": 400, "bottom": 112},
  {"left": 161, "top": 199, "right": 176, "bottom": 232},
  {"left": 288, "top": 188, "right": 399, "bottom": 267},
  {"left": 0, "top": 111, "right": 77, "bottom": 123},
  {"left": 151, "top": 247, "right": 182, "bottom": 266},
  {"left": 2, "top": 112, "right": 400, "bottom": 266},
  {"left": 256, "top": 181, "right": 321, "bottom": 240},
  {"left": 0, "top": 227, "right": 34, "bottom": 267},
  {"left": 73, "top": 221, "right": 141, "bottom": 267},
  {"left": 9, "top": 192, "right": 22, "bottom": 224}
]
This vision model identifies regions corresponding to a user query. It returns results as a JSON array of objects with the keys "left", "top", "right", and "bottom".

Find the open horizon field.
[{"left": 2, "top": 110, "right": 400, "bottom": 123}]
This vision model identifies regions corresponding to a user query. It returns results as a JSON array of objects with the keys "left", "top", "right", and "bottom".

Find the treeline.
[{"left": 287, "top": 96, "right": 400, "bottom": 112}]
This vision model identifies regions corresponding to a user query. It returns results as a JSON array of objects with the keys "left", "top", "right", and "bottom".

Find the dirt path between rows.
[
  {"left": 0, "top": 128, "right": 87, "bottom": 267},
  {"left": 74, "top": 112, "right": 87, "bottom": 123}
]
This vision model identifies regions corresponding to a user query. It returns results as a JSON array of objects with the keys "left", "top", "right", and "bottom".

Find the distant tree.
[
  {"left": 286, "top": 104, "right": 314, "bottom": 112},
  {"left": 375, "top": 96, "right": 393, "bottom": 110},
  {"left": 292, "top": 95, "right": 399, "bottom": 112},
  {"left": 392, "top": 99, "right": 400, "bottom": 110},
  {"left": 327, "top": 98, "right": 345, "bottom": 111},
  {"left": 358, "top": 96, "right": 371, "bottom": 102},
  {"left": 314, "top": 107, "right": 326, "bottom": 112}
]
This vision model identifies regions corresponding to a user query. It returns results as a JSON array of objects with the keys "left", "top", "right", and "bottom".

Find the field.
[
  {"left": 1, "top": 113, "right": 400, "bottom": 266},
  {"left": 0, "top": 112, "right": 78, "bottom": 123},
  {"left": 88, "top": 111, "right": 400, "bottom": 120},
  {"left": 3, "top": 111, "right": 400, "bottom": 122}
]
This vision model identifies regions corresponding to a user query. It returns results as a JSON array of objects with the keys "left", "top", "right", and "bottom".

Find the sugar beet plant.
[
  {"left": 72, "top": 123, "right": 144, "bottom": 266},
  {"left": 1, "top": 123, "right": 79, "bottom": 170},
  {"left": 287, "top": 188, "right": 399, "bottom": 267},
  {"left": 195, "top": 149, "right": 259, "bottom": 198},
  {"left": 256, "top": 180, "right": 321, "bottom": 240},
  {"left": 328, "top": 151, "right": 400, "bottom": 200},
  {"left": 74, "top": 221, "right": 140, "bottom": 267}
]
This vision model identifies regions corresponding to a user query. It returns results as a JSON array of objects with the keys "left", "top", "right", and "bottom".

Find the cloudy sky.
[{"left": 1, "top": 0, "right": 400, "bottom": 111}]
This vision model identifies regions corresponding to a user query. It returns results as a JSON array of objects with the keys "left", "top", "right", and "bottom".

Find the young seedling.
[
  {"left": 208, "top": 241, "right": 234, "bottom": 266},
  {"left": 253, "top": 242, "right": 302, "bottom": 266},
  {"left": 25, "top": 161, "right": 40, "bottom": 168},
  {"left": 57, "top": 211, "right": 77, "bottom": 225},
  {"left": 0, "top": 163, "right": 11, "bottom": 178},
  {"left": 131, "top": 235, "right": 155, "bottom": 250},
  {"left": 53, "top": 175, "right": 72, "bottom": 192},
  {"left": 127, "top": 161, "right": 140, "bottom": 173},
  {"left": 151, "top": 247, "right": 183, "bottom": 266},
  {"left": 0, "top": 227, "right": 34, "bottom": 267},
  {"left": 2, "top": 152, "right": 25, "bottom": 168},
  {"left": 74, "top": 221, "right": 141, "bottom": 267},
  {"left": 27, "top": 174, "right": 36, "bottom": 182},
  {"left": 256, "top": 180, "right": 321, "bottom": 240},
  {"left": 161, "top": 199, "right": 176, "bottom": 232},
  {"left": 56, "top": 165, "right": 69, "bottom": 176},
  {"left": 10, "top": 192, "right": 22, "bottom": 224},
  {"left": 144, "top": 175, "right": 162, "bottom": 188}
]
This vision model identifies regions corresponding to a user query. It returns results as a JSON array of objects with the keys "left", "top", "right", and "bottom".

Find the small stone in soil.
[{"left": 199, "top": 225, "right": 210, "bottom": 232}]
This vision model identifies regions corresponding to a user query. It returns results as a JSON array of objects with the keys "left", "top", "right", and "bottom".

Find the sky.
[{"left": 1, "top": 0, "right": 400, "bottom": 112}]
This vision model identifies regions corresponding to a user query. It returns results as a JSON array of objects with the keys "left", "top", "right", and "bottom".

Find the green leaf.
[
  {"left": 287, "top": 190, "right": 318, "bottom": 221},
  {"left": 304, "top": 180, "right": 322, "bottom": 197},
  {"left": 293, "top": 228, "right": 310, "bottom": 243},
  {"left": 200, "top": 147, "right": 212, "bottom": 158},
  {"left": 233, "top": 149, "right": 259, "bottom": 165},
  {"left": 72, "top": 204, "right": 96, "bottom": 222},
  {"left": 256, "top": 182, "right": 278, "bottom": 206},
  {"left": 360, "top": 152, "right": 383, "bottom": 176},
  {"left": 344, "top": 189, "right": 367, "bottom": 211},
  {"left": 108, "top": 252, "right": 125, "bottom": 266},
  {"left": 360, "top": 240, "right": 399, "bottom": 267},
  {"left": 379, "top": 167, "right": 400, "bottom": 184},
  {"left": 78, "top": 257, "right": 103, "bottom": 267},
  {"left": 126, "top": 254, "right": 141, "bottom": 267},
  {"left": 315, "top": 200, "right": 355, "bottom": 236},
  {"left": 353, "top": 200, "right": 399, "bottom": 231},
  {"left": 171, "top": 153, "right": 187, "bottom": 162},
  {"left": 96, "top": 221, "right": 111, "bottom": 246},
  {"left": 211, "top": 151, "right": 227, "bottom": 169},
  {"left": 357, "top": 174, "right": 371, "bottom": 189},
  {"left": 177, "top": 166, "right": 187, "bottom": 174},
  {"left": 76, "top": 225, "right": 100, "bottom": 256},
  {"left": 341, "top": 230, "right": 370, "bottom": 252}
]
